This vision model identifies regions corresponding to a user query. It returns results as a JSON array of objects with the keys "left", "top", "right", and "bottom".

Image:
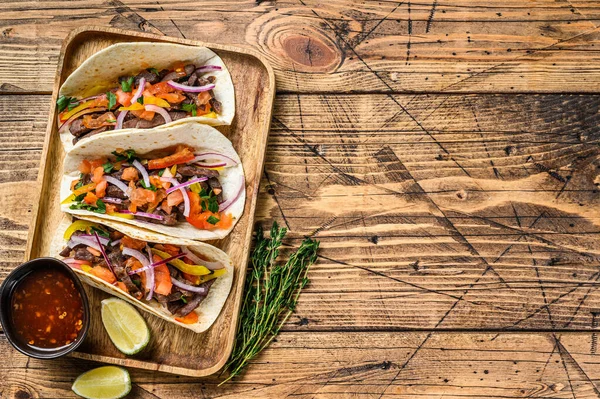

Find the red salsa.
[{"left": 10, "top": 267, "right": 84, "bottom": 349}]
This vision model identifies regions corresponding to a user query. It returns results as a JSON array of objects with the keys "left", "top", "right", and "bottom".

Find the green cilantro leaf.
[
  {"left": 206, "top": 215, "right": 220, "bottom": 225},
  {"left": 57, "top": 96, "right": 78, "bottom": 112},
  {"left": 137, "top": 97, "right": 144, "bottom": 104},
  {"left": 107, "top": 91, "right": 117, "bottom": 109},
  {"left": 180, "top": 296, "right": 188, "bottom": 304},
  {"left": 102, "top": 162, "right": 114, "bottom": 173},
  {"left": 74, "top": 193, "right": 87, "bottom": 202},
  {"left": 158, "top": 169, "right": 165, "bottom": 177},
  {"left": 94, "top": 200, "right": 107, "bottom": 214},
  {"left": 74, "top": 180, "right": 84, "bottom": 190},
  {"left": 120, "top": 76, "right": 135, "bottom": 92},
  {"left": 140, "top": 180, "right": 157, "bottom": 191},
  {"left": 112, "top": 149, "right": 137, "bottom": 162},
  {"left": 91, "top": 226, "right": 110, "bottom": 238},
  {"left": 181, "top": 103, "right": 197, "bottom": 116},
  {"left": 208, "top": 196, "right": 219, "bottom": 213},
  {"left": 148, "top": 67, "right": 159, "bottom": 75}
]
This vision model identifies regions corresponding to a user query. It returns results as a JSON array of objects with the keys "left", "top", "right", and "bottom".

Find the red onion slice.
[
  {"left": 115, "top": 110, "right": 127, "bottom": 130},
  {"left": 101, "top": 197, "right": 123, "bottom": 205},
  {"left": 132, "top": 159, "right": 151, "bottom": 188},
  {"left": 194, "top": 65, "right": 222, "bottom": 73},
  {"left": 171, "top": 277, "right": 209, "bottom": 294},
  {"left": 128, "top": 253, "right": 186, "bottom": 275},
  {"left": 119, "top": 210, "right": 165, "bottom": 221},
  {"left": 194, "top": 162, "right": 227, "bottom": 169},
  {"left": 67, "top": 235, "right": 102, "bottom": 251},
  {"left": 219, "top": 174, "right": 245, "bottom": 212},
  {"left": 58, "top": 107, "right": 106, "bottom": 132},
  {"left": 110, "top": 238, "right": 121, "bottom": 247},
  {"left": 166, "top": 81, "right": 215, "bottom": 93},
  {"left": 165, "top": 177, "right": 208, "bottom": 195},
  {"left": 122, "top": 246, "right": 153, "bottom": 299},
  {"left": 130, "top": 77, "right": 146, "bottom": 104},
  {"left": 180, "top": 246, "right": 223, "bottom": 270},
  {"left": 104, "top": 176, "right": 130, "bottom": 197},
  {"left": 94, "top": 232, "right": 115, "bottom": 276},
  {"left": 61, "top": 258, "right": 89, "bottom": 269},
  {"left": 144, "top": 104, "right": 172, "bottom": 123},
  {"left": 162, "top": 177, "right": 191, "bottom": 217},
  {"left": 188, "top": 152, "right": 238, "bottom": 167},
  {"left": 77, "top": 234, "right": 110, "bottom": 245},
  {"left": 145, "top": 245, "right": 155, "bottom": 301}
]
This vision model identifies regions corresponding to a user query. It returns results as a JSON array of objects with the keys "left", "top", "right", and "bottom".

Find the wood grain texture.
[
  {"left": 3, "top": 0, "right": 600, "bottom": 93},
  {"left": 4, "top": 331, "right": 600, "bottom": 398}
]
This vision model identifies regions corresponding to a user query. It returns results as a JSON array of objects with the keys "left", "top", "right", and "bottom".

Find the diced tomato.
[
  {"left": 90, "top": 158, "right": 107, "bottom": 170},
  {"left": 175, "top": 311, "right": 198, "bottom": 324},
  {"left": 196, "top": 104, "right": 211, "bottom": 116},
  {"left": 71, "top": 183, "right": 96, "bottom": 197},
  {"left": 83, "top": 192, "right": 98, "bottom": 204},
  {"left": 70, "top": 179, "right": 80, "bottom": 190},
  {"left": 196, "top": 91, "right": 211, "bottom": 105},
  {"left": 152, "top": 255, "right": 172, "bottom": 296},
  {"left": 82, "top": 112, "right": 117, "bottom": 129},
  {"left": 106, "top": 204, "right": 117, "bottom": 214},
  {"left": 147, "top": 81, "right": 177, "bottom": 95},
  {"left": 89, "top": 266, "right": 116, "bottom": 284},
  {"left": 79, "top": 160, "right": 92, "bottom": 174},
  {"left": 130, "top": 187, "right": 157, "bottom": 208},
  {"left": 91, "top": 166, "right": 105, "bottom": 184},
  {"left": 125, "top": 257, "right": 143, "bottom": 272},
  {"left": 131, "top": 109, "right": 155, "bottom": 121},
  {"left": 91, "top": 95, "right": 109, "bottom": 108},
  {"left": 149, "top": 175, "right": 163, "bottom": 189},
  {"left": 161, "top": 201, "right": 172, "bottom": 215},
  {"left": 161, "top": 244, "right": 181, "bottom": 257},
  {"left": 147, "top": 146, "right": 195, "bottom": 170},
  {"left": 87, "top": 247, "right": 101, "bottom": 257},
  {"left": 95, "top": 179, "right": 107, "bottom": 197},
  {"left": 129, "top": 202, "right": 137, "bottom": 213},
  {"left": 156, "top": 92, "right": 186, "bottom": 104},
  {"left": 181, "top": 272, "right": 200, "bottom": 285},
  {"left": 185, "top": 191, "right": 233, "bottom": 230},
  {"left": 121, "top": 167, "right": 139, "bottom": 182},
  {"left": 115, "top": 281, "right": 128, "bottom": 293},
  {"left": 115, "top": 89, "right": 133, "bottom": 107},
  {"left": 166, "top": 190, "right": 184, "bottom": 207},
  {"left": 121, "top": 235, "right": 147, "bottom": 251}
]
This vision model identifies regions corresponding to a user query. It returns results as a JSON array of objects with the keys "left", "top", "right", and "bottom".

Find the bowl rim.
[{"left": 0, "top": 257, "right": 90, "bottom": 359}]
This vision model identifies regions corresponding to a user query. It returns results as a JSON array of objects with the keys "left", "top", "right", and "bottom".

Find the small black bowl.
[{"left": 0, "top": 257, "right": 90, "bottom": 359}]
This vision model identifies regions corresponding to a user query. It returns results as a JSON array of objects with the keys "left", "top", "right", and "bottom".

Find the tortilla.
[
  {"left": 60, "top": 123, "right": 245, "bottom": 241},
  {"left": 50, "top": 216, "right": 234, "bottom": 333},
  {"left": 59, "top": 42, "right": 235, "bottom": 151}
]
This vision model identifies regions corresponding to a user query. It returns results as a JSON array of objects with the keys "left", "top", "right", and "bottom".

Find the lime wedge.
[
  {"left": 72, "top": 366, "right": 131, "bottom": 399},
  {"left": 101, "top": 297, "right": 150, "bottom": 355}
]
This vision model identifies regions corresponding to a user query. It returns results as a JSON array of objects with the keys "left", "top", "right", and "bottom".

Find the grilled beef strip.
[
  {"left": 176, "top": 280, "right": 216, "bottom": 316},
  {"left": 121, "top": 111, "right": 188, "bottom": 129},
  {"left": 177, "top": 165, "right": 219, "bottom": 178},
  {"left": 207, "top": 177, "right": 223, "bottom": 203},
  {"left": 70, "top": 118, "right": 92, "bottom": 137},
  {"left": 108, "top": 250, "right": 143, "bottom": 299},
  {"left": 73, "top": 126, "right": 108, "bottom": 145},
  {"left": 134, "top": 70, "right": 160, "bottom": 85},
  {"left": 105, "top": 184, "right": 128, "bottom": 199}
]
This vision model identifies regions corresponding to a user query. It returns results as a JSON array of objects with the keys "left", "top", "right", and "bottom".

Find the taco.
[
  {"left": 50, "top": 216, "right": 234, "bottom": 332},
  {"left": 56, "top": 42, "right": 235, "bottom": 150},
  {"left": 60, "top": 123, "right": 245, "bottom": 241}
]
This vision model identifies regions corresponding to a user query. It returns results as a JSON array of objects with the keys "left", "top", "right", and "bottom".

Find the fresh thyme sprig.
[{"left": 221, "top": 222, "right": 319, "bottom": 384}]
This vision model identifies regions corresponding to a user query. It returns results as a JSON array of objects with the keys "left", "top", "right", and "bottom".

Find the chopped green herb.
[
  {"left": 74, "top": 193, "right": 87, "bottom": 202},
  {"left": 74, "top": 180, "right": 84, "bottom": 190},
  {"left": 94, "top": 200, "right": 107, "bottom": 214},
  {"left": 106, "top": 119, "right": 117, "bottom": 123},
  {"left": 208, "top": 196, "right": 219, "bottom": 213},
  {"left": 120, "top": 76, "right": 135, "bottom": 92},
  {"left": 148, "top": 67, "right": 160, "bottom": 75},
  {"left": 107, "top": 91, "right": 117, "bottom": 109},
  {"left": 91, "top": 226, "right": 110, "bottom": 238},
  {"left": 180, "top": 296, "right": 188, "bottom": 304},
  {"left": 137, "top": 97, "right": 144, "bottom": 104},
  {"left": 206, "top": 215, "right": 220, "bottom": 225},
  {"left": 57, "top": 96, "right": 78, "bottom": 112},
  {"left": 102, "top": 162, "right": 114, "bottom": 173},
  {"left": 140, "top": 180, "right": 157, "bottom": 191},
  {"left": 68, "top": 198, "right": 106, "bottom": 214},
  {"left": 181, "top": 103, "right": 197, "bottom": 116},
  {"left": 158, "top": 169, "right": 165, "bottom": 177},
  {"left": 112, "top": 149, "right": 137, "bottom": 162}
]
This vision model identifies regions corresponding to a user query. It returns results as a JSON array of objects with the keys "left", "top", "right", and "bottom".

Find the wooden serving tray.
[{"left": 24, "top": 26, "right": 275, "bottom": 376}]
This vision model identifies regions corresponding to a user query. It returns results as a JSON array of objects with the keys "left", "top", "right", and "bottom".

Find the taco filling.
[
  {"left": 57, "top": 63, "right": 224, "bottom": 145},
  {"left": 59, "top": 220, "right": 226, "bottom": 323},
  {"left": 62, "top": 146, "right": 242, "bottom": 231}
]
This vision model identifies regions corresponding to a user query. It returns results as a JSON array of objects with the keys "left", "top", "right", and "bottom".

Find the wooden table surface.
[{"left": 1, "top": 1, "right": 600, "bottom": 398}]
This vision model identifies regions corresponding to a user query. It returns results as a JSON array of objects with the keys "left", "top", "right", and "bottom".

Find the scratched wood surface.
[{"left": 1, "top": 0, "right": 600, "bottom": 398}]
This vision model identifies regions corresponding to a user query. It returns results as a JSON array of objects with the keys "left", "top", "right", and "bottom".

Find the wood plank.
[
  {"left": 3, "top": 331, "right": 600, "bottom": 398},
  {"left": 3, "top": 0, "right": 600, "bottom": 92},
  {"left": 1, "top": 92, "right": 598, "bottom": 331}
]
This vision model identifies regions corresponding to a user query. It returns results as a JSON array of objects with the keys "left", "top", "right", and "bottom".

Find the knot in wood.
[{"left": 282, "top": 34, "right": 340, "bottom": 70}]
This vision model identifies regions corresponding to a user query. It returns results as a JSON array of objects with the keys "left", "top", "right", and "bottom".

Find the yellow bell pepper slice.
[
  {"left": 60, "top": 100, "right": 96, "bottom": 121},
  {"left": 63, "top": 220, "right": 101, "bottom": 240},
  {"left": 108, "top": 212, "right": 135, "bottom": 220},
  {"left": 118, "top": 102, "right": 144, "bottom": 111},
  {"left": 81, "top": 264, "right": 93, "bottom": 273},
  {"left": 170, "top": 165, "right": 177, "bottom": 175},
  {"left": 203, "top": 112, "right": 217, "bottom": 119},
  {"left": 151, "top": 248, "right": 211, "bottom": 276},
  {"left": 61, "top": 182, "right": 97, "bottom": 204},
  {"left": 198, "top": 268, "right": 226, "bottom": 283},
  {"left": 143, "top": 95, "right": 170, "bottom": 108},
  {"left": 189, "top": 182, "right": 201, "bottom": 193}
]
